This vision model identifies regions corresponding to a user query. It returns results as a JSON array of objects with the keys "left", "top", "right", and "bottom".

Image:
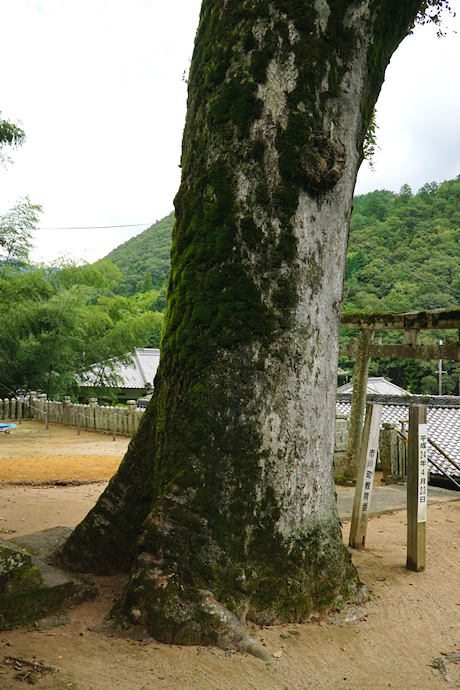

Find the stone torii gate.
[{"left": 339, "top": 308, "right": 460, "bottom": 478}]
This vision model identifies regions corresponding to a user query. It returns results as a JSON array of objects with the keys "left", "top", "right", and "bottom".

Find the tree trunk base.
[{"left": 103, "top": 582, "right": 369, "bottom": 660}]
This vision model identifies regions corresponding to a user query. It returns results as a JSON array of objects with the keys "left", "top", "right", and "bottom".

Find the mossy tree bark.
[{"left": 58, "top": 0, "right": 440, "bottom": 649}]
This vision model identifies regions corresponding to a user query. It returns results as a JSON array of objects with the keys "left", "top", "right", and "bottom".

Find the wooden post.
[
  {"left": 112, "top": 413, "right": 117, "bottom": 442},
  {"left": 77, "top": 412, "right": 81, "bottom": 436},
  {"left": 18, "top": 398, "right": 22, "bottom": 425},
  {"left": 407, "top": 405, "right": 427, "bottom": 572},
  {"left": 343, "top": 328, "right": 374, "bottom": 478},
  {"left": 349, "top": 403, "right": 383, "bottom": 549}
]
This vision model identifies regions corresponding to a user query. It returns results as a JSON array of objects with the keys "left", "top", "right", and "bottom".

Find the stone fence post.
[
  {"left": 127, "top": 400, "right": 136, "bottom": 436},
  {"left": 380, "top": 423, "right": 398, "bottom": 483},
  {"left": 62, "top": 396, "right": 72, "bottom": 426},
  {"left": 37, "top": 394, "right": 47, "bottom": 423},
  {"left": 334, "top": 412, "right": 349, "bottom": 475},
  {"left": 17, "top": 392, "right": 147, "bottom": 438},
  {"left": 27, "top": 392, "right": 37, "bottom": 419},
  {"left": 89, "top": 398, "right": 98, "bottom": 430}
]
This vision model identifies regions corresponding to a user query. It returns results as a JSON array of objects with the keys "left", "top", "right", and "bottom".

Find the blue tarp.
[{"left": 0, "top": 423, "right": 17, "bottom": 432}]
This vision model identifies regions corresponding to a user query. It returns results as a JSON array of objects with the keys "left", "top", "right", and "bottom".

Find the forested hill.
[
  {"left": 101, "top": 178, "right": 460, "bottom": 393},
  {"left": 104, "top": 177, "right": 460, "bottom": 316},
  {"left": 345, "top": 177, "right": 460, "bottom": 313},
  {"left": 342, "top": 176, "right": 460, "bottom": 395},
  {"left": 104, "top": 211, "right": 174, "bottom": 295}
]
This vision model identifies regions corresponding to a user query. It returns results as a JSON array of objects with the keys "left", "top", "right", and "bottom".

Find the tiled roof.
[
  {"left": 337, "top": 377, "right": 412, "bottom": 396},
  {"left": 336, "top": 377, "right": 459, "bottom": 479},
  {"left": 127, "top": 348, "right": 161, "bottom": 388},
  {"left": 336, "top": 399, "right": 460, "bottom": 480},
  {"left": 81, "top": 348, "right": 160, "bottom": 390}
]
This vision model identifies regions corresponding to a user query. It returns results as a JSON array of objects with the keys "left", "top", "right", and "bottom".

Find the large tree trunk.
[{"left": 58, "top": 0, "right": 424, "bottom": 649}]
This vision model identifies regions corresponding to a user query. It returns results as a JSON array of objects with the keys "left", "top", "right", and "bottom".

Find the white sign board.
[
  {"left": 418, "top": 423, "right": 428, "bottom": 523},
  {"left": 356, "top": 405, "right": 382, "bottom": 538}
]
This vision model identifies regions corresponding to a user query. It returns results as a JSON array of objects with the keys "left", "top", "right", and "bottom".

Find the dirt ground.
[{"left": 0, "top": 422, "right": 460, "bottom": 689}]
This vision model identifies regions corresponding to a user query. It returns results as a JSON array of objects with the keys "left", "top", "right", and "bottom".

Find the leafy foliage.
[
  {"left": 104, "top": 212, "right": 174, "bottom": 297},
  {"left": 0, "top": 196, "right": 43, "bottom": 265},
  {"left": 101, "top": 175, "right": 460, "bottom": 394},
  {"left": 0, "top": 116, "right": 25, "bottom": 148},
  {"left": 0, "top": 114, "right": 26, "bottom": 167},
  {"left": 362, "top": 109, "right": 379, "bottom": 169},
  {"left": 341, "top": 176, "right": 460, "bottom": 394},
  {"left": 416, "top": 0, "right": 456, "bottom": 35},
  {"left": 0, "top": 260, "right": 164, "bottom": 400}
]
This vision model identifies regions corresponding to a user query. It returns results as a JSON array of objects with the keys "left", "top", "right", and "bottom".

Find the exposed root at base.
[
  {"left": 4, "top": 655, "right": 57, "bottom": 684},
  {"left": 95, "top": 592, "right": 272, "bottom": 661},
  {"left": 201, "top": 592, "right": 271, "bottom": 661},
  {"left": 433, "top": 651, "right": 460, "bottom": 683}
]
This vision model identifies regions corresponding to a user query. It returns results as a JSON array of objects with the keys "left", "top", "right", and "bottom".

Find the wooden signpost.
[
  {"left": 349, "top": 403, "right": 383, "bottom": 549},
  {"left": 407, "top": 405, "right": 427, "bottom": 571}
]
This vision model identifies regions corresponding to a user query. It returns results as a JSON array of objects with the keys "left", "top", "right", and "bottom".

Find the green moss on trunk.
[{"left": 59, "top": 0, "right": 424, "bottom": 647}]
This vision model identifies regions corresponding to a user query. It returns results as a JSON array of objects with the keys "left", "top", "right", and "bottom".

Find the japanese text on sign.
[
  {"left": 418, "top": 424, "right": 428, "bottom": 523},
  {"left": 358, "top": 439, "right": 379, "bottom": 533}
]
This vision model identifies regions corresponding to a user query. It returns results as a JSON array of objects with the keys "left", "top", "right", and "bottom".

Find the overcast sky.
[{"left": 1, "top": 0, "right": 459, "bottom": 264}]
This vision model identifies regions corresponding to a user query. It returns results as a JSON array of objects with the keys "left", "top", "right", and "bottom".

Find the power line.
[
  {"left": 349, "top": 235, "right": 460, "bottom": 299},
  {"left": 38, "top": 223, "right": 152, "bottom": 230},
  {"left": 32, "top": 224, "right": 460, "bottom": 299}
]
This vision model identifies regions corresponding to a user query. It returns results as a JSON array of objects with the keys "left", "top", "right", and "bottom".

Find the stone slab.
[
  {"left": 337, "top": 483, "right": 460, "bottom": 520},
  {"left": 0, "top": 527, "right": 96, "bottom": 628},
  {"left": 11, "top": 526, "right": 74, "bottom": 559}
]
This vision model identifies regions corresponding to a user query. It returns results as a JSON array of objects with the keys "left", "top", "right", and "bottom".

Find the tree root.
[
  {"left": 433, "top": 652, "right": 460, "bottom": 683},
  {"left": 5, "top": 655, "right": 56, "bottom": 684},
  {"left": 94, "top": 592, "right": 271, "bottom": 661},
  {"left": 201, "top": 592, "right": 271, "bottom": 662},
  {"left": 5, "top": 656, "right": 57, "bottom": 672}
]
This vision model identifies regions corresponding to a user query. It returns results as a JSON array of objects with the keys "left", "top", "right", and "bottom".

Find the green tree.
[
  {"left": 0, "top": 113, "right": 26, "bottom": 167},
  {"left": 0, "top": 260, "right": 163, "bottom": 399},
  {"left": 137, "top": 271, "right": 154, "bottom": 293},
  {"left": 0, "top": 196, "right": 43, "bottom": 265},
  {"left": 59, "top": 0, "right": 453, "bottom": 652},
  {"left": 399, "top": 183, "right": 413, "bottom": 200},
  {"left": 105, "top": 212, "right": 174, "bottom": 296},
  {"left": 362, "top": 109, "right": 379, "bottom": 169}
]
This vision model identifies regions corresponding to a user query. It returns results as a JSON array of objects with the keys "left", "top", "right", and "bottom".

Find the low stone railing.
[
  {"left": 1, "top": 393, "right": 144, "bottom": 437},
  {"left": 1, "top": 393, "right": 350, "bottom": 450}
]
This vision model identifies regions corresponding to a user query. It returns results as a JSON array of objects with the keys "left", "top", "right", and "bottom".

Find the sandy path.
[
  {"left": 0, "top": 422, "right": 459, "bottom": 689},
  {"left": 0, "top": 421, "right": 129, "bottom": 484},
  {"left": 0, "top": 483, "right": 107, "bottom": 538}
]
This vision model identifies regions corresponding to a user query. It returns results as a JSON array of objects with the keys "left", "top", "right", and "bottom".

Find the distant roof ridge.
[
  {"left": 134, "top": 349, "right": 148, "bottom": 387},
  {"left": 336, "top": 396, "right": 460, "bottom": 479},
  {"left": 337, "top": 375, "right": 410, "bottom": 396},
  {"left": 80, "top": 348, "right": 161, "bottom": 390},
  {"left": 337, "top": 392, "right": 460, "bottom": 408}
]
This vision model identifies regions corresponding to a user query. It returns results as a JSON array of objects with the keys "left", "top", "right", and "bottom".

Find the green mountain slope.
[
  {"left": 104, "top": 211, "right": 175, "bottom": 295},
  {"left": 102, "top": 177, "right": 460, "bottom": 393},
  {"left": 342, "top": 176, "right": 460, "bottom": 394},
  {"left": 105, "top": 177, "right": 460, "bottom": 312},
  {"left": 345, "top": 177, "right": 460, "bottom": 314}
]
